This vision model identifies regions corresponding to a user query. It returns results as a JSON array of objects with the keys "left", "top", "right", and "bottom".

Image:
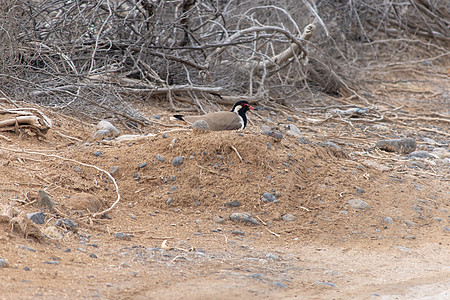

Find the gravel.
[{"left": 172, "top": 156, "right": 184, "bottom": 166}]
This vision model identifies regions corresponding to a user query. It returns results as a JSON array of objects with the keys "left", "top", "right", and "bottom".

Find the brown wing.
[{"left": 182, "top": 111, "right": 243, "bottom": 131}]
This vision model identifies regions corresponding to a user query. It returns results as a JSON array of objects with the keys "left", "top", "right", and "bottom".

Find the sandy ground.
[{"left": 0, "top": 67, "right": 449, "bottom": 299}]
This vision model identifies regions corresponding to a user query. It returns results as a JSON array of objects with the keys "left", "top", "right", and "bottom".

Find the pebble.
[
  {"left": 172, "top": 156, "right": 184, "bottom": 167},
  {"left": 93, "top": 151, "right": 103, "bottom": 157},
  {"left": 394, "top": 246, "right": 412, "bottom": 253},
  {"left": 404, "top": 219, "right": 417, "bottom": 227},
  {"left": 271, "top": 282, "right": 287, "bottom": 288},
  {"left": 225, "top": 201, "right": 241, "bottom": 207},
  {"left": 89, "top": 254, "right": 98, "bottom": 258},
  {"left": 229, "top": 213, "right": 260, "bottom": 226},
  {"left": 73, "top": 166, "right": 82, "bottom": 172},
  {"left": 24, "top": 267, "right": 30, "bottom": 271},
  {"left": 314, "top": 281, "right": 337, "bottom": 288},
  {"left": 96, "top": 120, "right": 120, "bottom": 137},
  {"left": 261, "top": 192, "right": 277, "bottom": 203},
  {"left": 38, "top": 190, "right": 54, "bottom": 211},
  {"left": 27, "top": 212, "right": 45, "bottom": 225},
  {"left": 155, "top": 155, "right": 166, "bottom": 162},
  {"left": 110, "top": 166, "right": 119, "bottom": 174},
  {"left": 376, "top": 138, "right": 416, "bottom": 154},
  {"left": 166, "top": 198, "right": 173, "bottom": 205},
  {"left": 281, "top": 214, "right": 297, "bottom": 222},
  {"left": 347, "top": 199, "right": 371, "bottom": 210},
  {"left": 0, "top": 259, "right": 9, "bottom": 268},
  {"left": 443, "top": 226, "right": 450, "bottom": 232},
  {"left": 162, "top": 134, "right": 169, "bottom": 138},
  {"left": 286, "top": 124, "right": 302, "bottom": 137},
  {"left": 169, "top": 186, "right": 178, "bottom": 192},
  {"left": 408, "top": 151, "right": 430, "bottom": 158},
  {"left": 44, "top": 261, "right": 59, "bottom": 265},
  {"left": 153, "top": 115, "right": 161, "bottom": 119},
  {"left": 20, "top": 246, "right": 36, "bottom": 252},
  {"left": 115, "top": 232, "right": 131, "bottom": 241},
  {"left": 232, "top": 230, "right": 245, "bottom": 236},
  {"left": 260, "top": 125, "right": 271, "bottom": 134},
  {"left": 213, "top": 215, "right": 225, "bottom": 224},
  {"left": 383, "top": 217, "right": 394, "bottom": 224},
  {"left": 266, "top": 253, "right": 279, "bottom": 261},
  {"left": 407, "top": 160, "right": 427, "bottom": 169},
  {"left": 138, "top": 162, "right": 147, "bottom": 169},
  {"left": 56, "top": 218, "right": 78, "bottom": 230},
  {"left": 249, "top": 273, "right": 263, "bottom": 279}
]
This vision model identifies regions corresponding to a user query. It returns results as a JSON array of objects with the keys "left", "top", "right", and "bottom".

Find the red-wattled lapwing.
[{"left": 172, "top": 101, "right": 255, "bottom": 131}]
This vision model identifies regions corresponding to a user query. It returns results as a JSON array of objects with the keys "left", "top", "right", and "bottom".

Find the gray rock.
[
  {"left": 249, "top": 273, "right": 263, "bottom": 279},
  {"left": 153, "top": 115, "right": 161, "bottom": 120},
  {"left": 394, "top": 246, "right": 412, "bottom": 253},
  {"left": 90, "top": 253, "right": 98, "bottom": 258},
  {"left": 260, "top": 125, "right": 271, "bottom": 134},
  {"left": 347, "top": 199, "right": 371, "bottom": 210},
  {"left": 383, "top": 217, "right": 394, "bottom": 224},
  {"left": 225, "top": 200, "right": 241, "bottom": 207},
  {"left": 162, "top": 134, "right": 169, "bottom": 138},
  {"left": 282, "top": 214, "right": 297, "bottom": 222},
  {"left": 0, "top": 259, "right": 9, "bottom": 268},
  {"left": 376, "top": 138, "right": 416, "bottom": 154},
  {"left": 93, "top": 151, "right": 103, "bottom": 157},
  {"left": 38, "top": 190, "right": 54, "bottom": 211},
  {"left": 20, "top": 246, "right": 36, "bottom": 252},
  {"left": 265, "top": 131, "right": 283, "bottom": 140},
  {"left": 271, "top": 282, "right": 287, "bottom": 288},
  {"left": 155, "top": 154, "right": 166, "bottom": 162},
  {"left": 314, "top": 281, "right": 337, "bottom": 288},
  {"left": 27, "top": 212, "right": 45, "bottom": 225},
  {"left": 96, "top": 120, "right": 120, "bottom": 137},
  {"left": 266, "top": 253, "right": 279, "bottom": 261},
  {"left": 325, "top": 141, "right": 342, "bottom": 150},
  {"left": 110, "top": 166, "right": 119, "bottom": 174},
  {"left": 232, "top": 230, "right": 245, "bottom": 235},
  {"left": 56, "top": 218, "right": 78, "bottom": 230},
  {"left": 404, "top": 219, "right": 417, "bottom": 227},
  {"left": 261, "top": 192, "right": 277, "bottom": 203},
  {"left": 408, "top": 151, "right": 430, "bottom": 158},
  {"left": 286, "top": 124, "right": 302, "bottom": 137},
  {"left": 213, "top": 215, "right": 225, "bottom": 224},
  {"left": 172, "top": 156, "right": 184, "bottom": 167},
  {"left": 443, "top": 226, "right": 450, "bottom": 232},
  {"left": 229, "top": 213, "right": 260, "bottom": 226},
  {"left": 169, "top": 186, "right": 178, "bottom": 192},
  {"left": 138, "top": 162, "right": 147, "bottom": 169},
  {"left": 44, "top": 261, "right": 59, "bottom": 265},
  {"left": 115, "top": 232, "right": 131, "bottom": 241},
  {"left": 73, "top": 166, "right": 82, "bottom": 172},
  {"left": 166, "top": 198, "right": 173, "bottom": 205},
  {"left": 407, "top": 160, "right": 427, "bottom": 169}
]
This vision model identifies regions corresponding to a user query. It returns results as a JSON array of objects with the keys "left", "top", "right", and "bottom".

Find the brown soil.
[{"left": 0, "top": 68, "right": 449, "bottom": 299}]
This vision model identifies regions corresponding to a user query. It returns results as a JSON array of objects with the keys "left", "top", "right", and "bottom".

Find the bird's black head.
[{"left": 231, "top": 101, "right": 255, "bottom": 113}]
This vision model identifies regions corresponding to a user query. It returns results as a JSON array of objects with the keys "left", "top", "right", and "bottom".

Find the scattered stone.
[
  {"left": 169, "top": 186, "right": 178, "bottom": 192},
  {"left": 229, "top": 213, "right": 260, "bottom": 226},
  {"left": 443, "top": 226, "right": 450, "bottom": 232},
  {"left": 325, "top": 141, "right": 342, "bottom": 150},
  {"left": 213, "top": 215, "right": 225, "bottom": 224},
  {"left": 93, "top": 151, "right": 103, "bottom": 157},
  {"left": 376, "top": 138, "right": 416, "bottom": 154},
  {"left": 24, "top": 267, "right": 30, "bottom": 271},
  {"left": 172, "top": 156, "right": 184, "bottom": 167},
  {"left": 314, "top": 281, "right": 337, "bottom": 288},
  {"left": 404, "top": 219, "right": 417, "bottom": 227},
  {"left": 232, "top": 229, "right": 245, "bottom": 236},
  {"left": 408, "top": 151, "right": 430, "bottom": 158},
  {"left": 249, "top": 273, "right": 263, "bottom": 279},
  {"left": 225, "top": 200, "right": 241, "bottom": 207},
  {"left": 266, "top": 253, "right": 279, "bottom": 261},
  {"left": 0, "top": 259, "right": 9, "bottom": 268},
  {"left": 120, "top": 262, "right": 131, "bottom": 268},
  {"left": 192, "top": 120, "right": 210, "bottom": 131},
  {"left": 286, "top": 124, "right": 302, "bottom": 137},
  {"left": 115, "top": 232, "right": 131, "bottom": 241},
  {"left": 89, "top": 253, "right": 98, "bottom": 258},
  {"left": 73, "top": 166, "right": 82, "bottom": 172},
  {"left": 394, "top": 246, "right": 412, "bottom": 253},
  {"left": 169, "top": 176, "right": 177, "bottom": 182},
  {"left": 162, "top": 134, "right": 169, "bottom": 138},
  {"left": 110, "top": 166, "right": 119, "bottom": 174},
  {"left": 281, "top": 214, "right": 297, "bottom": 222},
  {"left": 64, "top": 192, "right": 103, "bottom": 213},
  {"left": 20, "top": 246, "right": 36, "bottom": 252},
  {"left": 407, "top": 161, "right": 427, "bottom": 169},
  {"left": 155, "top": 155, "right": 166, "bottom": 162},
  {"left": 271, "top": 282, "right": 287, "bottom": 288},
  {"left": 355, "top": 187, "right": 364, "bottom": 194},
  {"left": 383, "top": 217, "right": 394, "bottom": 224},
  {"left": 166, "top": 198, "right": 173, "bottom": 205},
  {"left": 27, "top": 212, "right": 45, "bottom": 225},
  {"left": 92, "top": 130, "right": 111, "bottom": 141},
  {"left": 56, "top": 218, "right": 78, "bottom": 230},
  {"left": 153, "top": 115, "right": 161, "bottom": 120},
  {"left": 138, "top": 162, "right": 147, "bottom": 169},
  {"left": 195, "top": 200, "right": 201, "bottom": 206},
  {"left": 362, "top": 160, "right": 391, "bottom": 171},
  {"left": 260, "top": 125, "right": 271, "bottom": 134},
  {"left": 261, "top": 192, "right": 277, "bottom": 203},
  {"left": 44, "top": 261, "right": 59, "bottom": 265},
  {"left": 347, "top": 199, "right": 371, "bottom": 210},
  {"left": 96, "top": 120, "right": 120, "bottom": 137},
  {"left": 38, "top": 190, "right": 54, "bottom": 211}
]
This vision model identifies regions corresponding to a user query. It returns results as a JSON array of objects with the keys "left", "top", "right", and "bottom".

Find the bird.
[{"left": 172, "top": 101, "right": 255, "bottom": 131}]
